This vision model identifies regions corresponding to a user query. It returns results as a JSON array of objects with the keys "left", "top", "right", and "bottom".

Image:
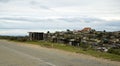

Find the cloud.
[
  {"left": 0, "top": 17, "right": 39, "bottom": 22},
  {"left": 0, "top": 0, "right": 120, "bottom": 20},
  {"left": 0, "top": 16, "right": 105, "bottom": 24},
  {"left": 0, "top": 16, "right": 120, "bottom": 31},
  {"left": 105, "top": 20, "right": 120, "bottom": 27},
  {"left": 0, "top": 0, "right": 10, "bottom": 3},
  {"left": 0, "top": 0, "right": 120, "bottom": 35},
  {"left": 30, "top": 1, "right": 52, "bottom": 10},
  {"left": 57, "top": 17, "right": 105, "bottom": 23}
]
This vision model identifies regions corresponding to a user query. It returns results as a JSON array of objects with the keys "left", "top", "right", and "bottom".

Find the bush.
[
  {"left": 17, "top": 37, "right": 28, "bottom": 42},
  {"left": 108, "top": 48, "right": 120, "bottom": 55},
  {"left": 80, "top": 43, "right": 90, "bottom": 51},
  {"left": 0, "top": 36, "right": 28, "bottom": 42}
]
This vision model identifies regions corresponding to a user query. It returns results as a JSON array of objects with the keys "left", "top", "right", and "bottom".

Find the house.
[
  {"left": 29, "top": 32, "right": 44, "bottom": 40},
  {"left": 82, "top": 27, "right": 92, "bottom": 32}
]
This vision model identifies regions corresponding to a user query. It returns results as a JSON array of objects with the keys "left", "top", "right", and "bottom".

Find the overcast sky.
[{"left": 0, "top": 0, "right": 120, "bottom": 36}]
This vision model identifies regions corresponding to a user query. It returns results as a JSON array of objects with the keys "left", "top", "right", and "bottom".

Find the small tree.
[{"left": 103, "top": 30, "right": 106, "bottom": 33}]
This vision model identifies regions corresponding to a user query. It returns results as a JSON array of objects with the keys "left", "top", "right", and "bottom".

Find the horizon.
[
  {"left": 0, "top": 0, "right": 120, "bottom": 36},
  {"left": 0, "top": 28, "right": 119, "bottom": 36}
]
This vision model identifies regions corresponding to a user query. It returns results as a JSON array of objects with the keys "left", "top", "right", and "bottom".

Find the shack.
[{"left": 29, "top": 32, "right": 44, "bottom": 40}]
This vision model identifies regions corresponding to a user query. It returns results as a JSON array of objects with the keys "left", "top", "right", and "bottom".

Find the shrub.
[
  {"left": 80, "top": 43, "right": 90, "bottom": 51},
  {"left": 108, "top": 48, "right": 120, "bottom": 55}
]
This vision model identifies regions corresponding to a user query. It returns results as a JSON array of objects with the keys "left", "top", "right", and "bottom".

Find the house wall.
[{"left": 29, "top": 32, "right": 44, "bottom": 40}]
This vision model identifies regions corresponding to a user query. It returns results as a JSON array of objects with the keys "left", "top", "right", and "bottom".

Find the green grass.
[
  {"left": 12, "top": 40, "right": 120, "bottom": 62},
  {"left": 83, "top": 50, "right": 120, "bottom": 61}
]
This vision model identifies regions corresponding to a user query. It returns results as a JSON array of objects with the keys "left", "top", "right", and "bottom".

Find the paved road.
[{"left": 0, "top": 40, "right": 119, "bottom": 66}]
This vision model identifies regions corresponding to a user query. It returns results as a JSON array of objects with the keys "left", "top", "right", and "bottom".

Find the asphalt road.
[{"left": 0, "top": 40, "right": 119, "bottom": 66}]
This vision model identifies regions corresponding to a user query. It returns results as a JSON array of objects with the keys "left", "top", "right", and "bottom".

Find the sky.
[{"left": 0, "top": 0, "right": 120, "bottom": 36}]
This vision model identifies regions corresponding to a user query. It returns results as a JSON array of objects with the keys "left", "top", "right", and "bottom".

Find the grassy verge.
[{"left": 11, "top": 40, "right": 120, "bottom": 61}]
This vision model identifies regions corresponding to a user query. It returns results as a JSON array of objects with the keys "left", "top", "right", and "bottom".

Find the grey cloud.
[
  {"left": 0, "top": 28, "right": 29, "bottom": 29},
  {"left": 0, "top": 16, "right": 120, "bottom": 32},
  {"left": 39, "top": 5, "right": 50, "bottom": 10},
  {"left": 0, "top": 17, "right": 104, "bottom": 23},
  {"left": 0, "top": 16, "right": 117, "bottom": 24},
  {"left": 0, "top": 0, "right": 10, "bottom": 3},
  {"left": 30, "top": 1, "right": 51, "bottom": 10},
  {"left": 105, "top": 21, "right": 120, "bottom": 27},
  {"left": 58, "top": 18, "right": 81, "bottom": 22},
  {"left": 40, "top": 0, "right": 93, "bottom": 7},
  {"left": 58, "top": 17, "right": 105, "bottom": 23},
  {"left": 0, "top": 17, "right": 53, "bottom": 22}
]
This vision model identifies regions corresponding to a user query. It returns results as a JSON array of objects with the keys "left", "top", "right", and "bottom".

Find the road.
[{"left": 0, "top": 40, "right": 119, "bottom": 66}]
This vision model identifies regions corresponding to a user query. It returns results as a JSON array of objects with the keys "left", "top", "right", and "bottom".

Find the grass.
[{"left": 11, "top": 40, "right": 120, "bottom": 61}]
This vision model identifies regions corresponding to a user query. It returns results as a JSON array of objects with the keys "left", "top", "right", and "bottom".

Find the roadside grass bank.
[{"left": 10, "top": 40, "right": 120, "bottom": 62}]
